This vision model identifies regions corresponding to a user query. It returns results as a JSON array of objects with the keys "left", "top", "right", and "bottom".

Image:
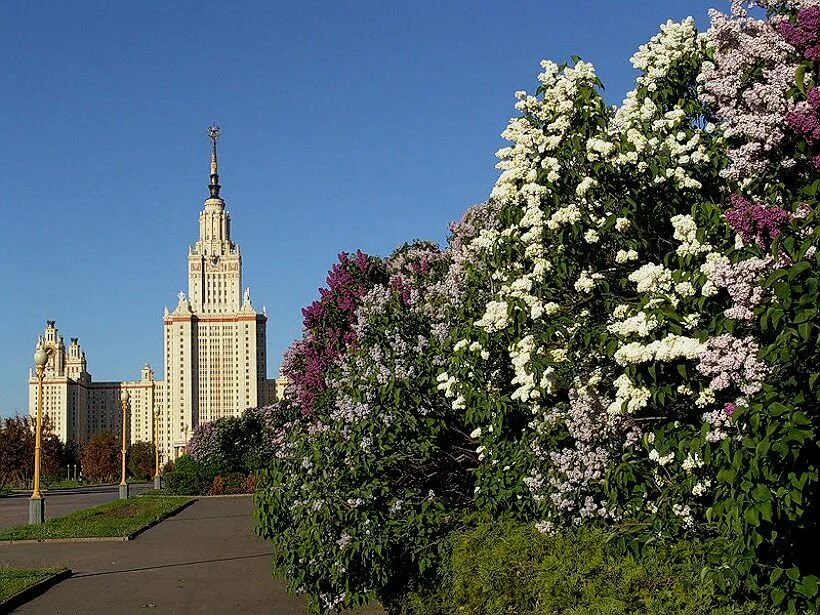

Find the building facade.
[{"left": 28, "top": 127, "right": 287, "bottom": 463}]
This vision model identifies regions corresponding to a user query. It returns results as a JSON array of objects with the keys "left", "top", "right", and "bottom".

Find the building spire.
[{"left": 207, "top": 124, "right": 221, "bottom": 199}]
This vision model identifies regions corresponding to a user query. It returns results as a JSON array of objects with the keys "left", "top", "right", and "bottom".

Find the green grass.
[
  {"left": 0, "top": 567, "right": 66, "bottom": 602},
  {"left": 0, "top": 495, "right": 192, "bottom": 541}
]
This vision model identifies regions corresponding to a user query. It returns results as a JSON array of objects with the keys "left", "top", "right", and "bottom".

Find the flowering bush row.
[
  {"left": 187, "top": 406, "right": 281, "bottom": 475},
  {"left": 256, "top": 2, "right": 820, "bottom": 612}
]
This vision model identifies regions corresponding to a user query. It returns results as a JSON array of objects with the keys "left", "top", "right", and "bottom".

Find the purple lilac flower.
[{"left": 725, "top": 194, "right": 793, "bottom": 248}]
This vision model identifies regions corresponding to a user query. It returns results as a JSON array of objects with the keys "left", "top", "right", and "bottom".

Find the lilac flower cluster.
[
  {"left": 724, "top": 194, "right": 793, "bottom": 247},
  {"left": 712, "top": 255, "right": 773, "bottom": 320},
  {"left": 702, "top": 404, "right": 736, "bottom": 443},
  {"left": 697, "top": 334, "right": 769, "bottom": 395},
  {"left": 700, "top": 4, "right": 799, "bottom": 180},
  {"left": 528, "top": 388, "right": 638, "bottom": 524},
  {"left": 281, "top": 251, "right": 386, "bottom": 414},
  {"left": 786, "top": 87, "right": 820, "bottom": 168},
  {"left": 778, "top": 5, "right": 820, "bottom": 60},
  {"left": 187, "top": 421, "right": 218, "bottom": 463}
]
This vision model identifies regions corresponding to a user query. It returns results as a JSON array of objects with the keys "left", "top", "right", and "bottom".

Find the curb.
[
  {"left": 146, "top": 493, "right": 253, "bottom": 499},
  {"left": 0, "top": 499, "right": 197, "bottom": 545},
  {"left": 0, "top": 568, "right": 72, "bottom": 614}
]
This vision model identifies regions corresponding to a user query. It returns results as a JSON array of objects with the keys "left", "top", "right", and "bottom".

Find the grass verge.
[
  {"left": 0, "top": 567, "right": 67, "bottom": 602},
  {"left": 0, "top": 495, "right": 193, "bottom": 542}
]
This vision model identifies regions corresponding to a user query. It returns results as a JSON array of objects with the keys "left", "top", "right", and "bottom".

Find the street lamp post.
[
  {"left": 29, "top": 347, "right": 50, "bottom": 524},
  {"left": 153, "top": 409, "right": 162, "bottom": 490},
  {"left": 119, "top": 389, "right": 130, "bottom": 500}
]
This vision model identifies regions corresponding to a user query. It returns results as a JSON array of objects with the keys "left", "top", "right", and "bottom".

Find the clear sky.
[{"left": 0, "top": 1, "right": 721, "bottom": 416}]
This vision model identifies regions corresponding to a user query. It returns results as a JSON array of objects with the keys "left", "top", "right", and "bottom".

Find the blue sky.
[{"left": 0, "top": 1, "right": 721, "bottom": 416}]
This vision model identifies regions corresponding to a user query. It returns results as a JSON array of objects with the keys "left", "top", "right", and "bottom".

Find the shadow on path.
[{"left": 73, "top": 552, "right": 275, "bottom": 578}]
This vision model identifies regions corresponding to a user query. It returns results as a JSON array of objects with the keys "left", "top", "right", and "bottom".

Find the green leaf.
[{"left": 798, "top": 575, "right": 819, "bottom": 598}]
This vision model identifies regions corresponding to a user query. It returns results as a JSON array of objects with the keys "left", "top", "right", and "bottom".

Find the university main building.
[{"left": 28, "top": 127, "right": 286, "bottom": 462}]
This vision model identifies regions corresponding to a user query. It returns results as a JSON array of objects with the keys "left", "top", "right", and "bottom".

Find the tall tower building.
[
  {"left": 28, "top": 126, "right": 288, "bottom": 464},
  {"left": 160, "top": 125, "right": 270, "bottom": 459}
]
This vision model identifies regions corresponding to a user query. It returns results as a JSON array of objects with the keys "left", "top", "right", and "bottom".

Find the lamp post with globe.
[
  {"left": 119, "top": 389, "right": 130, "bottom": 500},
  {"left": 29, "top": 346, "right": 51, "bottom": 524}
]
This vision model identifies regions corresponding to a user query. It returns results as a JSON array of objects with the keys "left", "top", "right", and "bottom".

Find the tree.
[
  {"left": 80, "top": 432, "right": 119, "bottom": 481},
  {"left": 0, "top": 416, "right": 33, "bottom": 488},
  {"left": 127, "top": 441, "right": 155, "bottom": 480},
  {"left": 0, "top": 414, "right": 64, "bottom": 489}
]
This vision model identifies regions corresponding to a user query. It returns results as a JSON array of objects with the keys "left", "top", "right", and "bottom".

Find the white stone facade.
[{"left": 28, "top": 133, "right": 287, "bottom": 464}]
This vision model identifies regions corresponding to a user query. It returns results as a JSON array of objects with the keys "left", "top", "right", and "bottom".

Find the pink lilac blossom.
[
  {"left": 701, "top": 4, "right": 799, "bottom": 180},
  {"left": 712, "top": 255, "right": 773, "bottom": 321},
  {"left": 526, "top": 387, "right": 639, "bottom": 523},
  {"left": 703, "top": 407, "right": 734, "bottom": 442},
  {"left": 697, "top": 334, "right": 769, "bottom": 395},
  {"left": 724, "top": 194, "right": 793, "bottom": 247}
]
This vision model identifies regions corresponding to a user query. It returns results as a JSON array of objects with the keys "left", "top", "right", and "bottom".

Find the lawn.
[
  {"left": 0, "top": 567, "right": 66, "bottom": 602},
  {"left": 0, "top": 495, "right": 192, "bottom": 541}
]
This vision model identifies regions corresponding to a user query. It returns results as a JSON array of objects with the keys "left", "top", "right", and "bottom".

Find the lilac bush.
[{"left": 256, "top": 2, "right": 820, "bottom": 612}]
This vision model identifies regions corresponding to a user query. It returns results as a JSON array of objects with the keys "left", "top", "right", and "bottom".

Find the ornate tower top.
[{"left": 207, "top": 123, "right": 221, "bottom": 199}]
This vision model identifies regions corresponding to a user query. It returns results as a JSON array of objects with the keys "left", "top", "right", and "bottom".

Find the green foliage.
[
  {"left": 163, "top": 455, "right": 215, "bottom": 496},
  {"left": 398, "top": 520, "right": 776, "bottom": 615}
]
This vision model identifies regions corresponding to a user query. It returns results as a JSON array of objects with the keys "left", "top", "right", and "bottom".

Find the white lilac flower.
[
  {"left": 475, "top": 300, "right": 510, "bottom": 332},
  {"left": 682, "top": 452, "right": 704, "bottom": 472},
  {"left": 608, "top": 373, "right": 650, "bottom": 414},
  {"left": 544, "top": 302, "right": 560, "bottom": 315},
  {"left": 615, "top": 249, "right": 639, "bottom": 264},
  {"left": 576, "top": 176, "right": 597, "bottom": 197},
  {"left": 675, "top": 281, "right": 695, "bottom": 297},
  {"left": 614, "top": 334, "right": 706, "bottom": 366},
  {"left": 584, "top": 229, "right": 601, "bottom": 244},
  {"left": 574, "top": 270, "right": 597, "bottom": 293},
  {"left": 607, "top": 311, "right": 659, "bottom": 338},
  {"left": 695, "top": 387, "right": 715, "bottom": 408},
  {"left": 671, "top": 214, "right": 711, "bottom": 256},
  {"left": 547, "top": 204, "right": 583, "bottom": 230},
  {"left": 628, "top": 263, "right": 673, "bottom": 293},
  {"left": 692, "top": 479, "right": 712, "bottom": 497}
]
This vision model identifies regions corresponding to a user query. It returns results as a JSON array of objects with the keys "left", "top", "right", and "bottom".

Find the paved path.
[
  {"left": 0, "top": 483, "right": 153, "bottom": 530},
  {"left": 0, "top": 497, "right": 383, "bottom": 614}
]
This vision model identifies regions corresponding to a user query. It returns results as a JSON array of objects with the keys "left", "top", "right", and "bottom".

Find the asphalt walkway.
[
  {"left": 0, "top": 496, "right": 383, "bottom": 614},
  {"left": 0, "top": 483, "right": 153, "bottom": 530}
]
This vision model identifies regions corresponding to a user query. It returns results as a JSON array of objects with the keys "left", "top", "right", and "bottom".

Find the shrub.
[
  {"left": 163, "top": 455, "right": 214, "bottom": 495},
  {"left": 256, "top": 242, "right": 477, "bottom": 612},
  {"left": 207, "top": 472, "right": 255, "bottom": 495},
  {"left": 188, "top": 407, "right": 276, "bottom": 475},
  {"left": 255, "top": 3, "right": 820, "bottom": 613},
  {"left": 399, "top": 519, "right": 774, "bottom": 615}
]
